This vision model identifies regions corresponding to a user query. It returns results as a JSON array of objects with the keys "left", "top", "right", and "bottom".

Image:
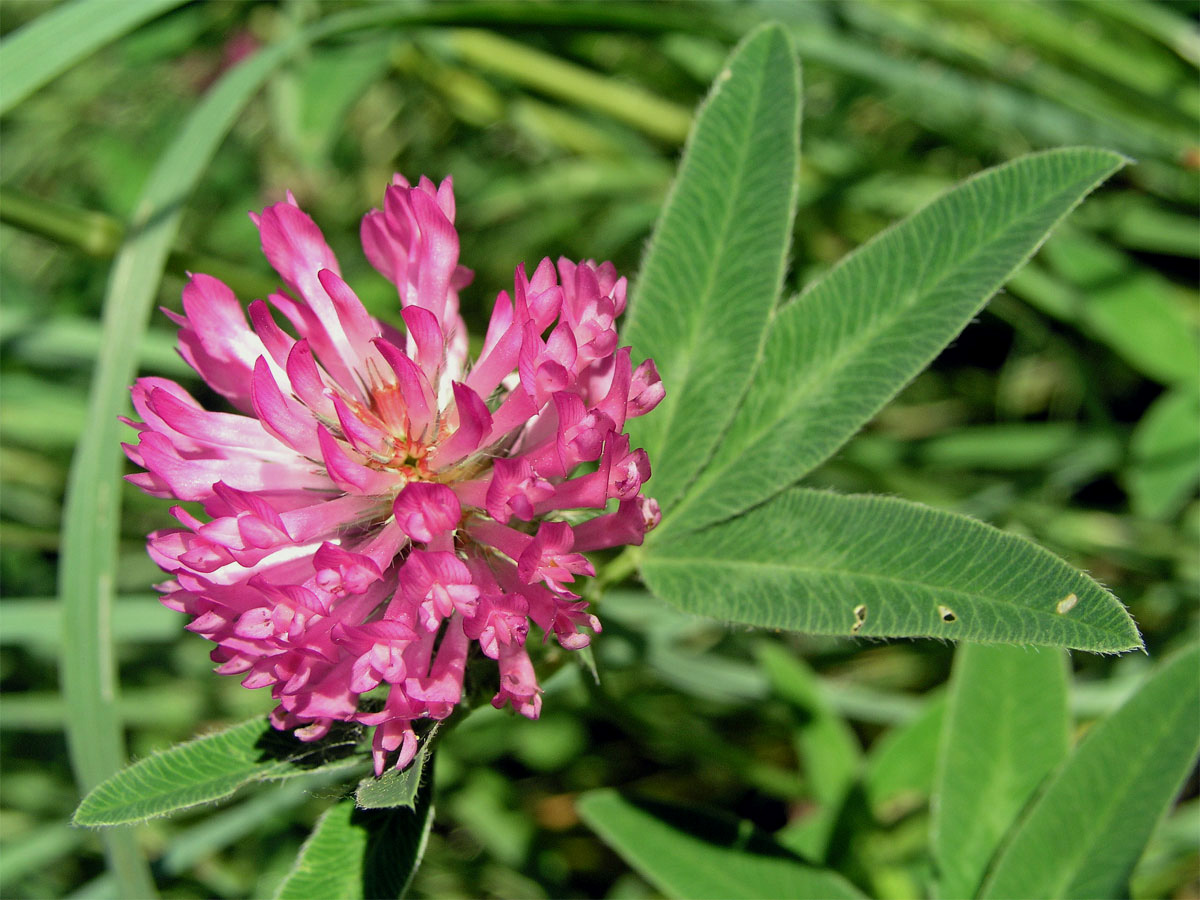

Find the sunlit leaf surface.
[{"left": 641, "top": 489, "right": 1142, "bottom": 650}]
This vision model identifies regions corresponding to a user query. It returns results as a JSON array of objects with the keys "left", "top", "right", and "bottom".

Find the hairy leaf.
[
  {"left": 355, "top": 726, "right": 438, "bottom": 810},
  {"left": 623, "top": 23, "right": 800, "bottom": 514},
  {"left": 662, "top": 148, "right": 1126, "bottom": 535},
  {"left": 73, "top": 718, "right": 363, "bottom": 826},
  {"left": 640, "top": 488, "right": 1141, "bottom": 651}
]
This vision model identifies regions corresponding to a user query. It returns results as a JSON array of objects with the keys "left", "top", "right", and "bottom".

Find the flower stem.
[{"left": 440, "top": 29, "right": 693, "bottom": 144}]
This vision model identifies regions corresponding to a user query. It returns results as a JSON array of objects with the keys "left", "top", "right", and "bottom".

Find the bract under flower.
[{"left": 124, "top": 174, "right": 663, "bottom": 774}]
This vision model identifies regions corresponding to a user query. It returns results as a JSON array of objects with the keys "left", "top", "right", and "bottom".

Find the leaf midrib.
[{"left": 645, "top": 555, "right": 1121, "bottom": 641}]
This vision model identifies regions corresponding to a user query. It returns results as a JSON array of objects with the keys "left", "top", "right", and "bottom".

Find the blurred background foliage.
[{"left": 0, "top": 1, "right": 1196, "bottom": 898}]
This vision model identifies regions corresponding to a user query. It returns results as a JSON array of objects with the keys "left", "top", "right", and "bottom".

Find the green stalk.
[
  {"left": 0, "top": 187, "right": 279, "bottom": 301},
  {"left": 443, "top": 29, "right": 693, "bottom": 144}
]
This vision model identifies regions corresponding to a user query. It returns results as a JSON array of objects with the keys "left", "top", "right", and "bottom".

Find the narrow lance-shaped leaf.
[
  {"left": 73, "top": 718, "right": 364, "bottom": 827},
  {"left": 981, "top": 642, "right": 1200, "bottom": 899},
  {"left": 0, "top": 0, "right": 187, "bottom": 115},
  {"left": 577, "top": 789, "right": 865, "bottom": 900},
  {"left": 274, "top": 783, "right": 435, "bottom": 900},
  {"left": 640, "top": 488, "right": 1142, "bottom": 652},
  {"left": 932, "top": 643, "right": 1070, "bottom": 900},
  {"left": 623, "top": 23, "right": 800, "bottom": 515},
  {"left": 660, "top": 148, "right": 1127, "bottom": 536}
]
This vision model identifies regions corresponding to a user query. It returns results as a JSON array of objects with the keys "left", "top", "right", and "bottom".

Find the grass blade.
[{"left": 0, "top": 0, "right": 187, "bottom": 115}]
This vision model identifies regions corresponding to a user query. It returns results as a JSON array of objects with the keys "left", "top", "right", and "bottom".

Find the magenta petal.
[
  {"left": 392, "top": 482, "right": 461, "bottom": 543},
  {"left": 571, "top": 499, "right": 648, "bottom": 552},
  {"left": 317, "top": 268, "right": 380, "bottom": 363},
  {"left": 409, "top": 188, "right": 458, "bottom": 326},
  {"left": 313, "top": 542, "right": 383, "bottom": 596},
  {"left": 429, "top": 382, "right": 492, "bottom": 469},
  {"left": 331, "top": 393, "right": 390, "bottom": 457},
  {"left": 145, "top": 386, "right": 283, "bottom": 455},
  {"left": 492, "top": 642, "right": 541, "bottom": 719},
  {"left": 285, "top": 341, "right": 336, "bottom": 418},
  {"left": 464, "top": 322, "right": 521, "bottom": 399},
  {"left": 177, "top": 274, "right": 266, "bottom": 412},
  {"left": 316, "top": 426, "right": 394, "bottom": 495},
  {"left": 248, "top": 299, "right": 296, "bottom": 369},
  {"left": 400, "top": 304, "right": 444, "bottom": 376},
  {"left": 372, "top": 338, "right": 434, "bottom": 438},
  {"left": 250, "top": 357, "right": 323, "bottom": 458},
  {"left": 629, "top": 357, "right": 665, "bottom": 418}
]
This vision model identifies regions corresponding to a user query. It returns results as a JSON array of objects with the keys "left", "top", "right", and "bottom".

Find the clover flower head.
[{"left": 123, "top": 174, "right": 663, "bottom": 774}]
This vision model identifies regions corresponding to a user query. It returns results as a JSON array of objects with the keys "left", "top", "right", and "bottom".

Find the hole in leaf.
[
  {"left": 938, "top": 605, "right": 957, "bottom": 624},
  {"left": 1056, "top": 593, "right": 1079, "bottom": 614},
  {"left": 851, "top": 604, "right": 867, "bottom": 633}
]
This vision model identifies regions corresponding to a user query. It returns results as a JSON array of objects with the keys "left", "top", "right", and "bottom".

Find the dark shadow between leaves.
[
  {"left": 253, "top": 720, "right": 364, "bottom": 770},
  {"left": 823, "top": 783, "right": 877, "bottom": 896},
  {"left": 352, "top": 773, "right": 434, "bottom": 899},
  {"left": 621, "top": 793, "right": 816, "bottom": 864}
]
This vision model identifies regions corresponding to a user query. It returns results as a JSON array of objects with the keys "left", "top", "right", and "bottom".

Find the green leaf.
[
  {"left": 0, "top": 0, "right": 187, "bottom": 115},
  {"left": 1012, "top": 230, "right": 1200, "bottom": 386},
  {"left": 661, "top": 148, "right": 1126, "bottom": 536},
  {"left": 981, "top": 642, "right": 1200, "bottom": 899},
  {"left": 274, "top": 787, "right": 435, "bottom": 900},
  {"left": 576, "top": 790, "right": 865, "bottom": 900},
  {"left": 864, "top": 693, "right": 946, "bottom": 823},
  {"left": 354, "top": 725, "right": 438, "bottom": 810},
  {"left": 73, "top": 718, "right": 364, "bottom": 826},
  {"left": 932, "top": 643, "right": 1070, "bottom": 900},
  {"left": 640, "top": 488, "right": 1142, "bottom": 651},
  {"left": 1126, "top": 384, "right": 1200, "bottom": 520},
  {"left": 756, "top": 643, "right": 861, "bottom": 860},
  {"left": 623, "top": 23, "right": 800, "bottom": 515}
]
